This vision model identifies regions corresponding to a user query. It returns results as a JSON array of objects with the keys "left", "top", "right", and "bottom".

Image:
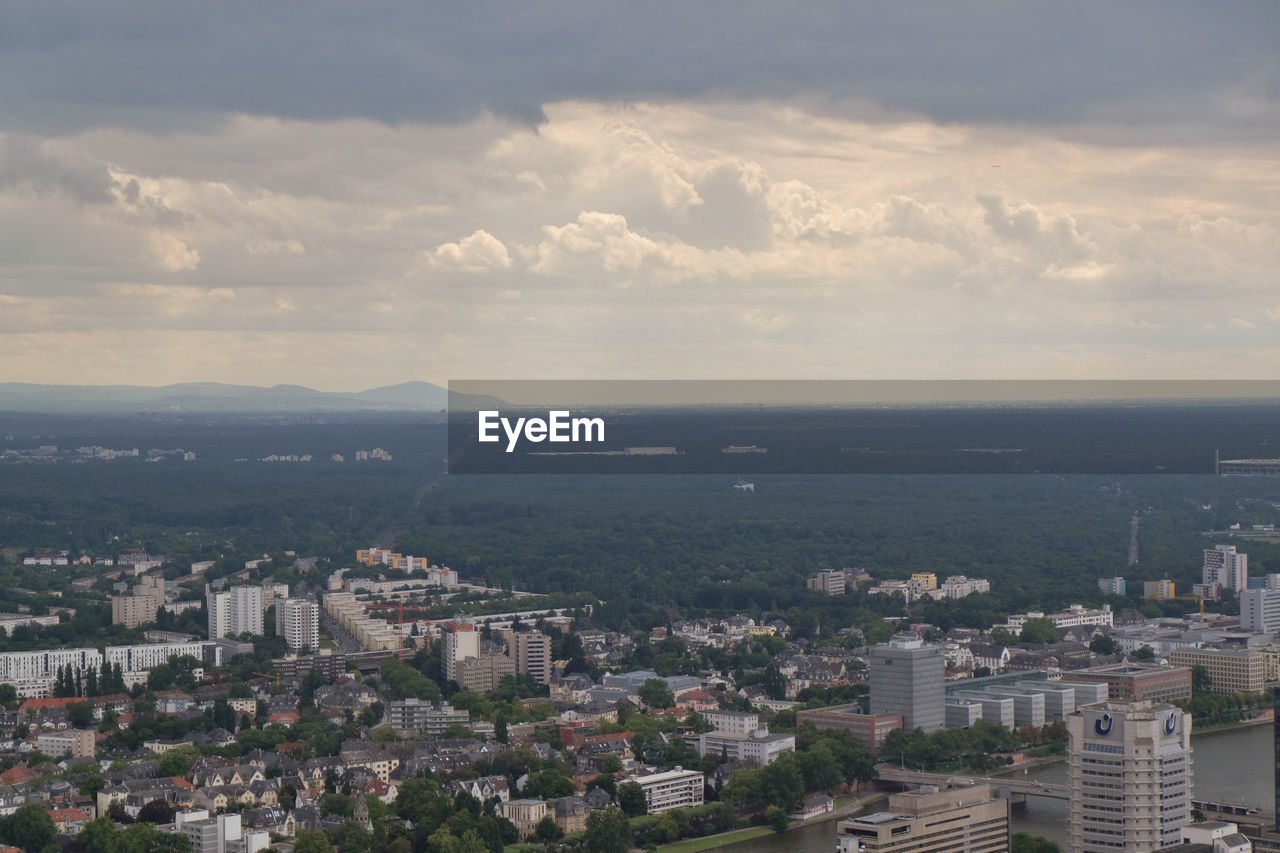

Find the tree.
[
  {"left": 1131, "top": 645, "right": 1156, "bottom": 660},
  {"left": 1011, "top": 833, "right": 1063, "bottom": 853},
  {"left": 1191, "top": 665, "right": 1213, "bottom": 694},
  {"left": 990, "top": 627, "right": 1017, "bottom": 646},
  {"left": 0, "top": 803, "right": 58, "bottom": 852},
  {"left": 638, "top": 678, "right": 674, "bottom": 710},
  {"left": 764, "top": 804, "right": 790, "bottom": 833},
  {"left": 1019, "top": 618, "right": 1059, "bottom": 645},
  {"left": 601, "top": 754, "right": 623, "bottom": 774},
  {"left": 534, "top": 815, "right": 563, "bottom": 843},
  {"left": 137, "top": 799, "right": 176, "bottom": 825},
  {"left": 293, "top": 829, "right": 332, "bottom": 853},
  {"left": 617, "top": 781, "right": 648, "bottom": 817},
  {"left": 583, "top": 806, "right": 631, "bottom": 853},
  {"left": 67, "top": 700, "right": 94, "bottom": 729},
  {"left": 1089, "top": 634, "right": 1119, "bottom": 656}
]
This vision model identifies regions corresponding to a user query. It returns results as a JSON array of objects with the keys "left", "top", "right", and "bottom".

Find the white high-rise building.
[
  {"left": 442, "top": 623, "right": 480, "bottom": 684},
  {"left": 1067, "top": 700, "right": 1192, "bottom": 853},
  {"left": 207, "top": 585, "right": 265, "bottom": 639},
  {"left": 1241, "top": 588, "right": 1280, "bottom": 636},
  {"left": 1203, "top": 544, "right": 1248, "bottom": 595},
  {"left": 275, "top": 599, "right": 320, "bottom": 652}
]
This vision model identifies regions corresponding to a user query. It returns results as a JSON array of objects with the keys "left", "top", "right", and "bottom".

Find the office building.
[
  {"left": 275, "top": 599, "right": 320, "bottom": 652},
  {"left": 626, "top": 768, "right": 704, "bottom": 814},
  {"left": 795, "top": 706, "right": 902, "bottom": 751},
  {"left": 703, "top": 710, "right": 760, "bottom": 734},
  {"left": 1005, "top": 604, "right": 1114, "bottom": 631},
  {"left": 1062, "top": 663, "right": 1191, "bottom": 704},
  {"left": 1242, "top": 589, "right": 1280, "bottom": 636},
  {"left": 1168, "top": 648, "right": 1266, "bottom": 695},
  {"left": 807, "top": 570, "right": 847, "bottom": 595},
  {"left": 1098, "top": 577, "right": 1127, "bottom": 596},
  {"left": 511, "top": 631, "right": 552, "bottom": 684},
  {"left": 35, "top": 729, "right": 95, "bottom": 758},
  {"left": 870, "top": 634, "right": 945, "bottom": 734},
  {"left": 207, "top": 586, "right": 264, "bottom": 639},
  {"left": 837, "top": 783, "right": 1008, "bottom": 853},
  {"left": 1204, "top": 545, "right": 1248, "bottom": 596},
  {"left": 442, "top": 623, "right": 480, "bottom": 684},
  {"left": 1068, "top": 700, "right": 1192, "bottom": 853}
]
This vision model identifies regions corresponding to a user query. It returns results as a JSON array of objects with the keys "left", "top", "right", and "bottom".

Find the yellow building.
[{"left": 910, "top": 573, "right": 938, "bottom": 590}]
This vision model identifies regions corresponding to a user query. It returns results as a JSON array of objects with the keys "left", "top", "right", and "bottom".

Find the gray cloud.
[{"left": 1, "top": 2, "right": 1276, "bottom": 140}]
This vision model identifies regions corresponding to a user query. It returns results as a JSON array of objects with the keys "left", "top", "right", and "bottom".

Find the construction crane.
[
  {"left": 1142, "top": 592, "right": 1207, "bottom": 622},
  {"left": 253, "top": 671, "right": 281, "bottom": 686}
]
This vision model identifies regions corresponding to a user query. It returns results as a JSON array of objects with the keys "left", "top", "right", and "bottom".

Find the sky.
[{"left": 1, "top": 2, "right": 1277, "bottom": 389}]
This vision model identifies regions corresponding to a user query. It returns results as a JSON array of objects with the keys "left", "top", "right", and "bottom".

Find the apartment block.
[
  {"left": 627, "top": 768, "right": 704, "bottom": 814},
  {"left": 702, "top": 710, "right": 760, "bottom": 735},
  {"left": 807, "top": 570, "right": 847, "bottom": 595},
  {"left": 1204, "top": 545, "right": 1248, "bottom": 596},
  {"left": 207, "top": 585, "right": 264, "bottom": 639},
  {"left": 386, "top": 698, "right": 469, "bottom": 735},
  {"left": 275, "top": 598, "right": 320, "bottom": 652},
  {"left": 1145, "top": 580, "right": 1176, "bottom": 600},
  {"left": 442, "top": 623, "right": 480, "bottom": 684},
  {"left": 458, "top": 653, "right": 516, "bottom": 694},
  {"left": 1097, "top": 577, "right": 1127, "bottom": 596},
  {"left": 511, "top": 631, "right": 552, "bottom": 685},
  {"left": 35, "top": 729, "right": 95, "bottom": 758}
]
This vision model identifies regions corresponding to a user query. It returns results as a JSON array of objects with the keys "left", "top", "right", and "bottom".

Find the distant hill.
[{"left": 0, "top": 381, "right": 502, "bottom": 413}]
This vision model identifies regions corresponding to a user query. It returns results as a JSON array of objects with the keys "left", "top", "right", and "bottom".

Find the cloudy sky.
[{"left": 1, "top": 2, "right": 1277, "bottom": 389}]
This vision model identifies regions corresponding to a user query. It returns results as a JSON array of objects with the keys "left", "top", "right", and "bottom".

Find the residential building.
[
  {"left": 910, "top": 572, "right": 938, "bottom": 590},
  {"left": 458, "top": 652, "right": 516, "bottom": 694},
  {"left": 807, "top": 570, "right": 847, "bottom": 595},
  {"left": 1168, "top": 648, "right": 1266, "bottom": 695},
  {"left": 1145, "top": 580, "right": 1176, "bottom": 600},
  {"left": 696, "top": 728, "right": 796, "bottom": 765},
  {"left": 500, "top": 800, "right": 547, "bottom": 839},
  {"left": 1061, "top": 663, "right": 1191, "bottom": 704},
  {"left": 442, "top": 623, "right": 480, "bottom": 684},
  {"left": 1067, "top": 700, "right": 1192, "bottom": 853},
  {"left": 385, "top": 699, "right": 469, "bottom": 735},
  {"left": 795, "top": 706, "right": 902, "bottom": 751},
  {"left": 275, "top": 599, "right": 320, "bottom": 652},
  {"left": 1174, "top": 822, "right": 1252, "bottom": 853},
  {"left": 511, "top": 631, "right": 552, "bottom": 685},
  {"left": 0, "top": 647, "right": 104, "bottom": 698},
  {"left": 869, "top": 634, "right": 945, "bottom": 734},
  {"left": 938, "top": 575, "right": 991, "bottom": 598},
  {"left": 702, "top": 710, "right": 760, "bottom": 735},
  {"left": 836, "top": 783, "right": 1008, "bottom": 853},
  {"left": 1098, "top": 577, "right": 1127, "bottom": 596},
  {"left": 35, "top": 729, "right": 95, "bottom": 758},
  {"left": 1241, "top": 589, "right": 1280, "bottom": 636},
  {"left": 207, "top": 586, "right": 264, "bottom": 639},
  {"left": 112, "top": 578, "right": 164, "bottom": 629},
  {"left": 626, "top": 768, "right": 704, "bottom": 814},
  {"left": 1204, "top": 545, "right": 1248, "bottom": 596}
]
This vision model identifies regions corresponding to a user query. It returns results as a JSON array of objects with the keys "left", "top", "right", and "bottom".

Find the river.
[{"left": 721, "top": 724, "right": 1273, "bottom": 852}]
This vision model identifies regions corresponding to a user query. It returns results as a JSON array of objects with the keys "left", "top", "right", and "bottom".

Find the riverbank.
[{"left": 657, "top": 792, "right": 887, "bottom": 852}]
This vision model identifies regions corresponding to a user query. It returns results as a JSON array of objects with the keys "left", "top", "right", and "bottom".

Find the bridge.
[{"left": 877, "top": 767, "right": 1069, "bottom": 800}]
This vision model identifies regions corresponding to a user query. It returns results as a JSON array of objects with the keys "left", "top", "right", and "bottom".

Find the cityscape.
[{"left": 3, "top": 3, "right": 1278, "bottom": 853}]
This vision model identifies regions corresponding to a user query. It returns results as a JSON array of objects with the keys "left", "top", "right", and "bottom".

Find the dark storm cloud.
[{"left": 1, "top": 1, "right": 1275, "bottom": 137}]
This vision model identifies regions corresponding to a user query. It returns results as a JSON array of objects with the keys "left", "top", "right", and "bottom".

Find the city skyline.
[{"left": 0, "top": 3, "right": 1276, "bottom": 389}]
